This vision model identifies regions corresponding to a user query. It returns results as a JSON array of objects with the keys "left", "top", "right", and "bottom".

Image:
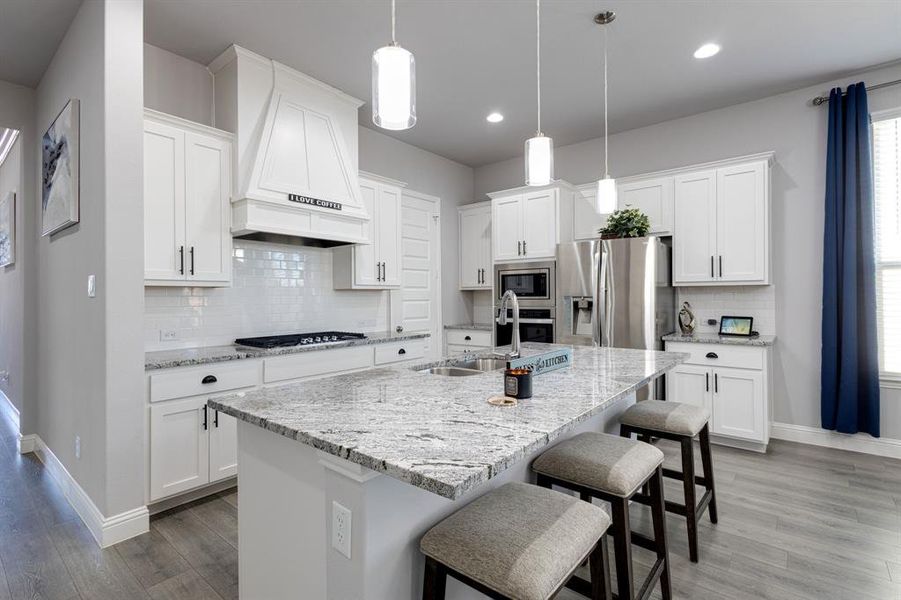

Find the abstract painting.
[
  {"left": 0, "top": 191, "right": 14, "bottom": 267},
  {"left": 42, "top": 98, "right": 79, "bottom": 236}
]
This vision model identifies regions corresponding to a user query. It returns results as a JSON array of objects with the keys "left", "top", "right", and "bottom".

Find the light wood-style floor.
[{"left": 1, "top": 396, "right": 900, "bottom": 599}]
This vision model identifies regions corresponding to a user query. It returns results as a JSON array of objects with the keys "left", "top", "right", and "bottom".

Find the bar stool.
[
  {"left": 619, "top": 400, "right": 717, "bottom": 563},
  {"left": 420, "top": 481, "right": 613, "bottom": 600},
  {"left": 532, "top": 432, "right": 671, "bottom": 600}
]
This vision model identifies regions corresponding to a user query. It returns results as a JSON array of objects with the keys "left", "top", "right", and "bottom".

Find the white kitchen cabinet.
[
  {"left": 445, "top": 328, "right": 492, "bottom": 356},
  {"left": 144, "top": 110, "right": 233, "bottom": 287},
  {"left": 489, "top": 186, "right": 562, "bottom": 262},
  {"left": 209, "top": 409, "right": 238, "bottom": 483},
  {"left": 149, "top": 397, "right": 211, "bottom": 501},
  {"left": 572, "top": 185, "right": 608, "bottom": 241},
  {"left": 459, "top": 202, "right": 492, "bottom": 289},
  {"left": 673, "top": 157, "right": 770, "bottom": 286},
  {"left": 665, "top": 341, "right": 771, "bottom": 451},
  {"left": 617, "top": 176, "right": 674, "bottom": 235},
  {"left": 333, "top": 173, "right": 404, "bottom": 289}
]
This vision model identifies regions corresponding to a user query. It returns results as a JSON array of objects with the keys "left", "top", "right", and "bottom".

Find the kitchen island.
[{"left": 209, "top": 342, "right": 687, "bottom": 599}]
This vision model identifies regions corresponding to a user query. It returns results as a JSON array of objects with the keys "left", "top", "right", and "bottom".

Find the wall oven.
[
  {"left": 494, "top": 261, "right": 556, "bottom": 308},
  {"left": 495, "top": 307, "right": 555, "bottom": 346}
]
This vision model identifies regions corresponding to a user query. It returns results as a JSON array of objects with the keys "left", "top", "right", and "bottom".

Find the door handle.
[
  {"left": 522, "top": 240, "right": 527, "bottom": 254},
  {"left": 705, "top": 352, "right": 718, "bottom": 359},
  {"left": 710, "top": 255, "right": 714, "bottom": 278},
  {"left": 376, "top": 262, "right": 382, "bottom": 281},
  {"left": 714, "top": 373, "right": 718, "bottom": 393},
  {"left": 189, "top": 246, "right": 195, "bottom": 275},
  {"left": 214, "top": 409, "right": 219, "bottom": 428},
  {"left": 202, "top": 405, "right": 208, "bottom": 431},
  {"left": 201, "top": 375, "right": 218, "bottom": 384},
  {"left": 706, "top": 372, "right": 709, "bottom": 392},
  {"left": 382, "top": 262, "right": 387, "bottom": 281},
  {"left": 518, "top": 241, "right": 522, "bottom": 256},
  {"left": 719, "top": 255, "right": 723, "bottom": 277},
  {"left": 179, "top": 246, "right": 185, "bottom": 275}
]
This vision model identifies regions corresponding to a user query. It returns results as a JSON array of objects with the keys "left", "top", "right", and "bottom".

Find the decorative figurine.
[{"left": 678, "top": 301, "right": 696, "bottom": 335}]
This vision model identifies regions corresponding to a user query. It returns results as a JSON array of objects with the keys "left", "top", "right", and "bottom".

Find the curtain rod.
[{"left": 812, "top": 79, "right": 901, "bottom": 106}]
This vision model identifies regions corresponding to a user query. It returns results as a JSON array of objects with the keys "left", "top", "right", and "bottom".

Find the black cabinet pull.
[
  {"left": 517, "top": 241, "right": 522, "bottom": 255},
  {"left": 398, "top": 348, "right": 406, "bottom": 355},
  {"left": 189, "top": 246, "right": 195, "bottom": 275},
  {"left": 705, "top": 352, "right": 718, "bottom": 359},
  {"left": 706, "top": 372, "right": 709, "bottom": 392},
  {"left": 710, "top": 255, "right": 714, "bottom": 278},
  {"left": 714, "top": 373, "right": 719, "bottom": 393},
  {"left": 522, "top": 240, "right": 527, "bottom": 254},
  {"left": 214, "top": 410, "right": 219, "bottom": 428},
  {"left": 179, "top": 246, "right": 185, "bottom": 275},
  {"left": 719, "top": 255, "right": 723, "bottom": 277},
  {"left": 202, "top": 375, "right": 218, "bottom": 384},
  {"left": 202, "top": 406, "right": 208, "bottom": 430},
  {"left": 464, "top": 335, "right": 472, "bottom": 341}
]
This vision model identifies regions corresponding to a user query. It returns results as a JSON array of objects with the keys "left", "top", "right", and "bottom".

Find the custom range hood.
[{"left": 209, "top": 45, "right": 369, "bottom": 247}]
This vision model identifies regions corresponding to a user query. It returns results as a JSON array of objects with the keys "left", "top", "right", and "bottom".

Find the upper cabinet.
[
  {"left": 572, "top": 186, "right": 608, "bottom": 241},
  {"left": 490, "top": 185, "right": 568, "bottom": 262},
  {"left": 459, "top": 202, "right": 492, "bottom": 289},
  {"left": 617, "top": 176, "right": 674, "bottom": 235},
  {"left": 144, "top": 110, "right": 233, "bottom": 287},
  {"left": 333, "top": 173, "right": 404, "bottom": 289},
  {"left": 673, "top": 156, "right": 771, "bottom": 286}
]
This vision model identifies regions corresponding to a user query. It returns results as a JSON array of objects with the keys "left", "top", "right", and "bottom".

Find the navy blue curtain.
[{"left": 821, "top": 82, "right": 880, "bottom": 437}]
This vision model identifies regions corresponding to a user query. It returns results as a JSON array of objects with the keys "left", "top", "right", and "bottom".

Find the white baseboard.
[
  {"left": 770, "top": 422, "right": 901, "bottom": 460},
  {"left": 31, "top": 435, "right": 149, "bottom": 547},
  {"left": 17, "top": 433, "right": 36, "bottom": 454}
]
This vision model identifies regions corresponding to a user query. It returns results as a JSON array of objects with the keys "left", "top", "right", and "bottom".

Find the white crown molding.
[
  {"left": 144, "top": 108, "right": 234, "bottom": 140},
  {"left": 30, "top": 436, "right": 149, "bottom": 547},
  {"left": 770, "top": 422, "right": 901, "bottom": 460},
  {"left": 359, "top": 170, "right": 408, "bottom": 188},
  {"left": 487, "top": 179, "right": 579, "bottom": 199}
]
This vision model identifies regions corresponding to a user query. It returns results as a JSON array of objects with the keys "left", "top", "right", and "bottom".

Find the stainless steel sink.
[
  {"left": 455, "top": 357, "right": 508, "bottom": 372},
  {"left": 421, "top": 366, "right": 483, "bottom": 377}
]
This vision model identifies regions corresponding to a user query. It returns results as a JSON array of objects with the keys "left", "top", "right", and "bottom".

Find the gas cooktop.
[{"left": 235, "top": 331, "right": 367, "bottom": 349}]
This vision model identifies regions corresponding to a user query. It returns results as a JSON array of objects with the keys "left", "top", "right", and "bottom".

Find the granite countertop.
[
  {"left": 662, "top": 331, "right": 776, "bottom": 347},
  {"left": 208, "top": 342, "right": 688, "bottom": 500},
  {"left": 443, "top": 323, "right": 493, "bottom": 331},
  {"left": 145, "top": 331, "right": 431, "bottom": 371}
]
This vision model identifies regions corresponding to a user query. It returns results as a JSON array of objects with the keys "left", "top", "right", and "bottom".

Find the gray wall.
[
  {"left": 0, "top": 80, "right": 36, "bottom": 437},
  {"left": 34, "top": 0, "right": 144, "bottom": 517},
  {"left": 143, "top": 43, "right": 477, "bottom": 328},
  {"left": 474, "top": 62, "right": 901, "bottom": 440}
]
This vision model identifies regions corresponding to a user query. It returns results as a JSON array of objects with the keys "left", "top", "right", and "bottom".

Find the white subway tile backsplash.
[
  {"left": 676, "top": 285, "right": 776, "bottom": 335},
  {"left": 144, "top": 240, "right": 389, "bottom": 351}
]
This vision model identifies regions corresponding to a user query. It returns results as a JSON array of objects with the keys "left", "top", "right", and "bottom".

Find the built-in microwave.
[{"left": 494, "top": 260, "right": 556, "bottom": 308}]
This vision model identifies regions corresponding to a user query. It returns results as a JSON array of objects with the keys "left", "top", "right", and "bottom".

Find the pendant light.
[
  {"left": 595, "top": 11, "right": 616, "bottom": 213},
  {"left": 525, "top": 0, "right": 553, "bottom": 186},
  {"left": 372, "top": 0, "right": 416, "bottom": 130}
]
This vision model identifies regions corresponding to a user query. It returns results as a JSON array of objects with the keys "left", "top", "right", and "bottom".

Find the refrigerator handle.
[{"left": 593, "top": 242, "right": 604, "bottom": 347}]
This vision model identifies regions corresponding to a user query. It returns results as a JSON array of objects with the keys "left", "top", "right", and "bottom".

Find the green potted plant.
[{"left": 598, "top": 208, "right": 651, "bottom": 239}]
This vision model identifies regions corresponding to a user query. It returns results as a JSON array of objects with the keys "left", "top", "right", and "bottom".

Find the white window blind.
[{"left": 874, "top": 114, "right": 901, "bottom": 377}]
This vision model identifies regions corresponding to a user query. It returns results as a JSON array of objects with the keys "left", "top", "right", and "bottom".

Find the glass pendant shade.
[
  {"left": 372, "top": 44, "right": 416, "bottom": 131},
  {"left": 525, "top": 134, "right": 554, "bottom": 186},
  {"left": 596, "top": 176, "right": 617, "bottom": 214}
]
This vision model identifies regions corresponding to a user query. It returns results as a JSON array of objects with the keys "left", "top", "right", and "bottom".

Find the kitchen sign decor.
[
  {"left": 508, "top": 347, "right": 573, "bottom": 376},
  {"left": 288, "top": 194, "right": 342, "bottom": 211}
]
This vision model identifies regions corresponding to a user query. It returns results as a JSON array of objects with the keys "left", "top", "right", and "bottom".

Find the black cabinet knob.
[
  {"left": 202, "top": 375, "right": 218, "bottom": 384},
  {"left": 705, "top": 352, "right": 718, "bottom": 359}
]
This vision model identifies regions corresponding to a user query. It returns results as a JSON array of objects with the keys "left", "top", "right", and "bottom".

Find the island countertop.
[{"left": 209, "top": 343, "right": 688, "bottom": 500}]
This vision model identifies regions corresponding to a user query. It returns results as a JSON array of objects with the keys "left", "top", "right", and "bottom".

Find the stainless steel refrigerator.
[{"left": 556, "top": 237, "right": 674, "bottom": 397}]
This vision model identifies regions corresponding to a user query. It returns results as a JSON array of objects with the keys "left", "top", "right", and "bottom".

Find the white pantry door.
[{"left": 397, "top": 190, "right": 442, "bottom": 360}]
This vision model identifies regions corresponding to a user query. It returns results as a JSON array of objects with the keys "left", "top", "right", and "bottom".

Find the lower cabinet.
[
  {"left": 445, "top": 328, "right": 492, "bottom": 356},
  {"left": 665, "top": 341, "right": 770, "bottom": 449}
]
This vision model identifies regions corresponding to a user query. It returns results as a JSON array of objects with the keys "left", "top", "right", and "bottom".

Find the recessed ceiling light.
[
  {"left": 693, "top": 43, "right": 721, "bottom": 59},
  {"left": 486, "top": 112, "right": 504, "bottom": 123}
]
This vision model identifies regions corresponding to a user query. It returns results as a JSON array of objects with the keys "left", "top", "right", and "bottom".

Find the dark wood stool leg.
[
  {"left": 589, "top": 535, "right": 612, "bottom": 600},
  {"left": 619, "top": 424, "right": 632, "bottom": 439},
  {"left": 611, "top": 497, "right": 634, "bottom": 600},
  {"left": 422, "top": 557, "right": 447, "bottom": 600},
  {"left": 680, "top": 436, "right": 699, "bottom": 563},
  {"left": 699, "top": 424, "right": 718, "bottom": 524},
  {"left": 648, "top": 467, "right": 672, "bottom": 600}
]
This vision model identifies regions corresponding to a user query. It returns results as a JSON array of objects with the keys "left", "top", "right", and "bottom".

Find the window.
[{"left": 873, "top": 112, "right": 901, "bottom": 379}]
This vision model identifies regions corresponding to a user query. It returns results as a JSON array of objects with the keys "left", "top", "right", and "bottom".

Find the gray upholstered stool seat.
[
  {"left": 619, "top": 400, "right": 710, "bottom": 437},
  {"left": 532, "top": 432, "right": 664, "bottom": 497},
  {"left": 420, "top": 481, "right": 611, "bottom": 600}
]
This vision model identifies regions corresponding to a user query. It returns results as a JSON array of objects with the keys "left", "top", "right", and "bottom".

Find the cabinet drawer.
[
  {"left": 446, "top": 344, "right": 489, "bottom": 356},
  {"left": 264, "top": 346, "right": 372, "bottom": 384},
  {"left": 666, "top": 342, "right": 763, "bottom": 371},
  {"left": 374, "top": 339, "right": 426, "bottom": 365},
  {"left": 446, "top": 329, "right": 492, "bottom": 347},
  {"left": 150, "top": 361, "right": 260, "bottom": 403}
]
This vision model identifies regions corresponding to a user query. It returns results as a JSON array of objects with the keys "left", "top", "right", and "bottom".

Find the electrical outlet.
[
  {"left": 160, "top": 329, "right": 178, "bottom": 342},
  {"left": 331, "top": 501, "right": 352, "bottom": 559},
  {"left": 75, "top": 436, "right": 81, "bottom": 460}
]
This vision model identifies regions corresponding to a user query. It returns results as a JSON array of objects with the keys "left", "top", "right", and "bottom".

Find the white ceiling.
[
  {"left": 3, "top": 1, "right": 899, "bottom": 167},
  {"left": 0, "top": 0, "right": 82, "bottom": 88}
]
